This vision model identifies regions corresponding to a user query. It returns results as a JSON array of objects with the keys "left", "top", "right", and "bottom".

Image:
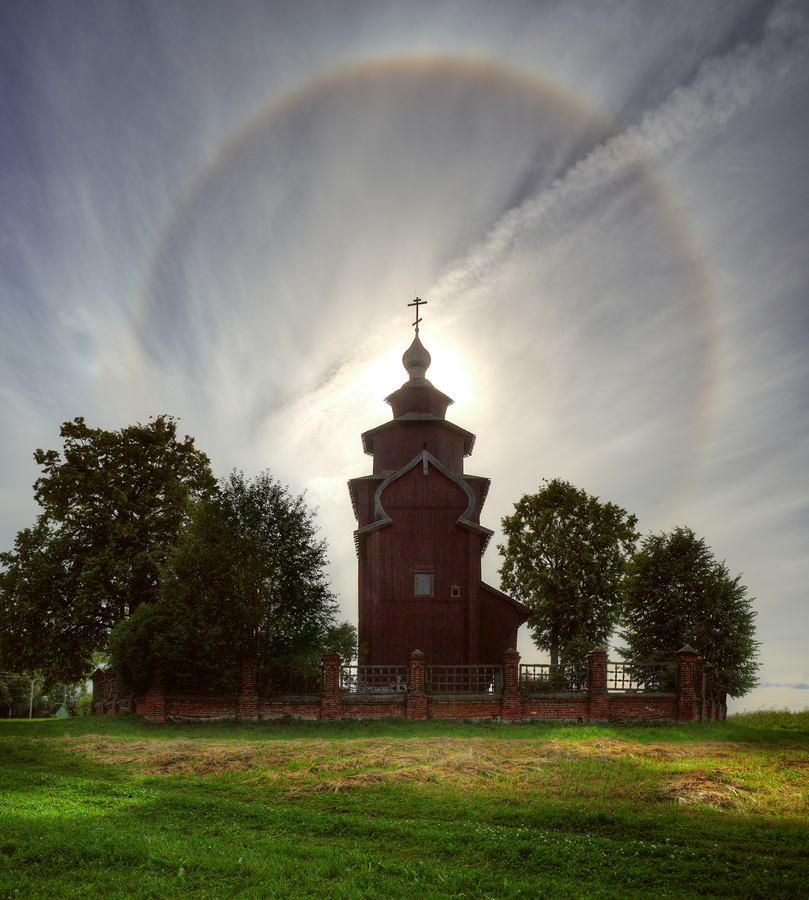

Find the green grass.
[{"left": 1, "top": 711, "right": 807, "bottom": 899}]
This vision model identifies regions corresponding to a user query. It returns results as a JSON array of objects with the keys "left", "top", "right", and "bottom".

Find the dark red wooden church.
[{"left": 349, "top": 300, "right": 530, "bottom": 666}]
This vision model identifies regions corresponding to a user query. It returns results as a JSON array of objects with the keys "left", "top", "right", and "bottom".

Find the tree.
[
  {"left": 0, "top": 672, "right": 48, "bottom": 719},
  {"left": 619, "top": 527, "right": 759, "bottom": 699},
  {"left": 0, "top": 416, "right": 215, "bottom": 684},
  {"left": 110, "top": 470, "right": 351, "bottom": 694},
  {"left": 498, "top": 478, "right": 638, "bottom": 665}
]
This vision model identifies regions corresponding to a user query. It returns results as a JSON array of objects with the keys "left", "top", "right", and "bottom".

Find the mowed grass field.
[{"left": 1, "top": 711, "right": 807, "bottom": 899}]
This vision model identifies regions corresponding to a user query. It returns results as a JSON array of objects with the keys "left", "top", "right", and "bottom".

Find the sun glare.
[
  {"left": 361, "top": 330, "right": 476, "bottom": 416},
  {"left": 422, "top": 334, "right": 474, "bottom": 411}
]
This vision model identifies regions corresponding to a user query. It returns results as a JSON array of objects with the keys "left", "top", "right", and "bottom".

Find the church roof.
[
  {"left": 384, "top": 332, "right": 455, "bottom": 419},
  {"left": 479, "top": 582, "right": 532, "bottom": 623},
  {"left": 361, "top": 415, "right": 475, "bottom": 457},
  {"left": 361, "top": 329, "right": 475, "bottom": 454}
]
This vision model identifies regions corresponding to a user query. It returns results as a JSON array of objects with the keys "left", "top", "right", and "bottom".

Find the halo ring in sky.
[{"left": 133, "top": 55, "right": 717, "bottom": 514}]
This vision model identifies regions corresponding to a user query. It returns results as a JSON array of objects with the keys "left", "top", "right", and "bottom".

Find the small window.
[
  {"left": 414, "top": 571, "right": 434, "bottom": 596},
  {"left": 450, "top": 585, "right": 461, "bottom": 598}
]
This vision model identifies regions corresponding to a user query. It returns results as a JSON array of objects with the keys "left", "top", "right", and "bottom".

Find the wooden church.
[{"left": 349, "top": 300, "right": 529, "bottom": 666}]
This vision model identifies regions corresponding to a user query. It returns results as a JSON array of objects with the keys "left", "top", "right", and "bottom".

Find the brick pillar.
[
  {"left": 500, "top": 648, "right": 522, "bottom": 722},
  {"left": 320, "top": 650, "right": 343, "bottom": 720},
  {"left": 104, "top": 673, "right": 114, "bottom": 714},
  {"left": 676, "top": 646, "right": 701, "bottom": 722},
  {"left": 143, "top": 680, "right": 166, "bottom": 723},
  {"left": 587, "top": 648, "right": 609, "bottom": 722},
  {"left": 694, "top": 655, "right": 707, "bottom": 721},
  {"left": 407, "top": 650, "right": 427, "bottom": 720},
  {"left": 238, "top": 658, "right": 259, "bottom": 722}
]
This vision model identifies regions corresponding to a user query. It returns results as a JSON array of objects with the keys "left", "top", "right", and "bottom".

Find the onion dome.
[
  {"left": 384, "top": 332, "right": 453, "bottom": 420},
  {"left": 402, "top": 334, "right": 432, "bottom": 384}
]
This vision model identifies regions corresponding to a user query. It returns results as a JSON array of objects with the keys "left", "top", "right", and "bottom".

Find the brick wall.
[
  {"left": 342, "top": 696, "right": 408, "bottom": 719},
  {"left": 92, "top": 645, "right": 727, "bottom": 723},
  {"left": 165, "top": 694, "right": 238, "bottom": 720}
]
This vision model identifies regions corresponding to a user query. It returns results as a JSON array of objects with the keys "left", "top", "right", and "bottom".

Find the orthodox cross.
[{"left": 408, "top": 296, "right": 427, "bottom": 335}]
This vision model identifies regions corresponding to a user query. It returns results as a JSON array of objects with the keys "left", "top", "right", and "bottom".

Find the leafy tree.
[
  {"left": 110, "top": 470, "right": 350, "bottom": 694},
  {"left": 619, "top": 527, "right": 759, "bottom": 699},
  {"left": 74, "top": 689, "right": 93, "bottom": 716},
  {"left": 0, "top": 416, "right": 215, "bottom": 684},
  {"left": 498, "top": 478, "right": 638, "bottom": 665},
  {"left": 0, "top": 672, "right": 48, "bottom": 719}
]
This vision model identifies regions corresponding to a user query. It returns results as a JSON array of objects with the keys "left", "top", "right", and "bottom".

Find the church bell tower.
[{"left": 348, "top": 299, "right": 529, "bottom": 665}]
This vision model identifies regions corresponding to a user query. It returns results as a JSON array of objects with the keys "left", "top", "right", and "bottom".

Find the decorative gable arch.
[{"left": 356, "top": 450, "right": 493, "bottom": 552}]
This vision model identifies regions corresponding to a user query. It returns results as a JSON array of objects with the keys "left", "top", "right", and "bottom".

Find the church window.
[
  {"left": 450, "top": 585, "right": 461, "bottom": 598},
  {"left": 414, "top": 571, "right": 434, "bottom": 596}
]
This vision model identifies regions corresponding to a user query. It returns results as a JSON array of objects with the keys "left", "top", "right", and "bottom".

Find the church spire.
[{"left": 385, "top": 296, "right": 453, "bottom": 418}]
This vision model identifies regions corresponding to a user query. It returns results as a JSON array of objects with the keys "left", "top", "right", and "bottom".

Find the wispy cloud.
[{"left": 0, "top": 1, "right": 806, "bottom": 714}]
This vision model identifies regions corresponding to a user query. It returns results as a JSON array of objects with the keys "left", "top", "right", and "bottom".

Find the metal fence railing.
[
  {"left": 267, "top": 659, "right": 678, "bottom": 696},
  {"left": 519, "top": 663, "right": 588, "bottom": 692},
  {"left": 340, "top": 665, "right": 409, "bottom": 693},
  {"left": 425, "top": 665, "right": 502, "bottom": 694},
  {"left": 606, "top": 662, "right": 676, "bottom": 693}
]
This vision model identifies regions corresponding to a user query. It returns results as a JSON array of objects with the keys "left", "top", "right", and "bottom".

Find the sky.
[{"left": 1, "top": 0, "right": 807, "bottom": 713}]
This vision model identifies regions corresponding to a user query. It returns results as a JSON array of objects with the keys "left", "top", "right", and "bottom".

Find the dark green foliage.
[
  {"left": 110, "top": 470, "right": 351, "bottom": 694},
  {"left": 619, "top": 527, "right": 759, "bottom": 698},
  {"left": 498, "top": 479, "right": 638, "bottom": 665},
  {"left": 0, "top": 416, "right": 215, "bottom": 685},
  {"left": 259, "top": 621, "right": 358, "bottom": 694}
]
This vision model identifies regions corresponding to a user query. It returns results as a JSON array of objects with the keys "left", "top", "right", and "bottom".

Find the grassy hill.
[{"left": 1, "top": 711, "right": 807, "bottom": 899}]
